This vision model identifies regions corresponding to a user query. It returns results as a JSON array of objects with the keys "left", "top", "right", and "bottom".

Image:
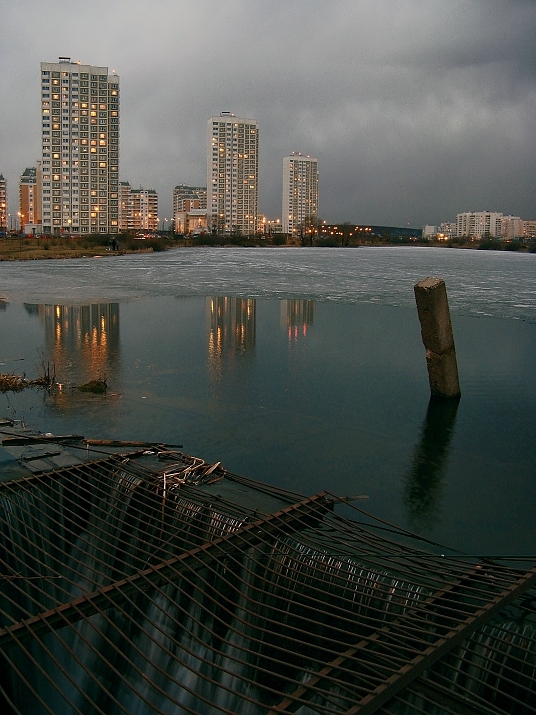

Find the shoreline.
[{"left": 1, "top": 237, "right": 534, "bottom": 262}]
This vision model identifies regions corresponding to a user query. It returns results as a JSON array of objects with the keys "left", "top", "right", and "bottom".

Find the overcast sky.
[{"left": 1, "top": 0, "right": 535, "bottom": 226}]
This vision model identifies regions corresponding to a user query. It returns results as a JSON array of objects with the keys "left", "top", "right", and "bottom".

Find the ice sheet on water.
[{"left": 0, "top": 246, "right": 535, "bottom": 322}]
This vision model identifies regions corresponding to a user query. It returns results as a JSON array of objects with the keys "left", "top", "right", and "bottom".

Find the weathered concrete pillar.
[{"left": 414, "top": 277, "right": 461, "bottom": 398}]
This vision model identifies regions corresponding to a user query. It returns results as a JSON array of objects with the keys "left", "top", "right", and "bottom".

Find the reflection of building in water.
[
  {"left": 24, "top": 303, "right": 120, "bottom": 385},
  {"left": 281, "top": 299, "right": 316, "bottom": 342},
  {"left": 207, "top": 297, "right": 256, "bottom": 381}
]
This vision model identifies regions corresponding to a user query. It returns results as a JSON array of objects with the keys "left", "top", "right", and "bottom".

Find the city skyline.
[
  {"left": 1, "top": 2, "right": 535, "bottom": 226},
  {"left": 0, "top": 0, "right": 536, "bottom": 226}
]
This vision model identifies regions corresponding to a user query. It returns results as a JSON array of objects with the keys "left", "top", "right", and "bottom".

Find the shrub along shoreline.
[
  {"left": 1, "top": 232, "right": 534, "bottom": 261},
  {"left": 0, "top": 232, "right": 291, "bottom": 260},
  {"left": 0, "top": 233, "right": 179, "bottom": 260}
]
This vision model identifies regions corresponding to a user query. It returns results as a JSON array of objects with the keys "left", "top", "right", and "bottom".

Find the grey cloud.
[{"left": 1, "top": 0, "right": 535, "bottom": 226}]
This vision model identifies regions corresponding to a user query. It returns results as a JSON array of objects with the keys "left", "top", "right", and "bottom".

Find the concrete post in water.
[{"left": 414, "top": 277, "right": 461, "bottom": 398}]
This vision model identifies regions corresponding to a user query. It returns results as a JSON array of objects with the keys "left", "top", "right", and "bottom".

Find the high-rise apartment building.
[
  {"left": 119, "top": 182, "right": 158, "bottom": 232},
  {"left": 282, "top": 153, "right": 319, "bottom": 235},
  {"left": 40, "top": 57, "right": 119, "bottom": 234},
  {"left": 19, "top": 165, "right": 42, "bottom": 229},
  {"left": 207, "top": 113, "right": 259, "bottom": 234},
  {"left": 0, "top": 174, "right": 7, "bottom": 231}
]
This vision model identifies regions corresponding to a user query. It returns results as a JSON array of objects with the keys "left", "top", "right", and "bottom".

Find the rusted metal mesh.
[{"left": 0, "top": 443, "right": 535, "bottom": 715}]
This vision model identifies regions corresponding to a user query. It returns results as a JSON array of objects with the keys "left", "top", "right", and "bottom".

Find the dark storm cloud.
[{"left": 1, "top": 0, "right": 535, "bottom": 225}]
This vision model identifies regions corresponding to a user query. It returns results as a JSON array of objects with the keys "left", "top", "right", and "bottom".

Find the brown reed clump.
[{"left": 0, "top": 374, "right": 29, "bottom": 392}]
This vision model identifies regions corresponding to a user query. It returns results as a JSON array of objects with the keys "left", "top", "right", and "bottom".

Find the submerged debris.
[
  {"left": 0, "top": 373, "right": 54, "bottom": 393},
  {"left": 77, "top": 378, "right": 107, "bottom": 393}
]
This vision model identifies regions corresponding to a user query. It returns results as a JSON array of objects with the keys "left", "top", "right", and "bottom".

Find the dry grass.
[
  {"left": 0, "top": 235, "right": 171, "bottom": 261},
  {"left": 0, "top": 373, "right": 54, "bottom": 393},
  {"left": 0, "top": 237, "right": 113, "bottom": 261},
  {"left": 0, "top": 374, "right": 29, "bottom": 392}
]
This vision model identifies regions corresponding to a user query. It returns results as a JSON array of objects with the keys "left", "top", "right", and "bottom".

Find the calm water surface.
[{"left": 1, "top": 247, "right": 535, "bottom": 557}]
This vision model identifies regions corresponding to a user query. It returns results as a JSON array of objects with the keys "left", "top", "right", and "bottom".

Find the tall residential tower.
[
  {"left": 40, "top": 57, "right": 119, "bottom": 234},
  {"left": 0, "top": 174, "right": 7, "bottom": 231},
  {"left": 207, "top": 113, "right": 259, "bottom": 234},
  {"left": 282, "top": 153, "right": 319, "bottom": 236}
]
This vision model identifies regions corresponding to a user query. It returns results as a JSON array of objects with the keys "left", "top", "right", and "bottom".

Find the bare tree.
[{"left": 297, "top": 214, "right": 319, "bottom": 246}]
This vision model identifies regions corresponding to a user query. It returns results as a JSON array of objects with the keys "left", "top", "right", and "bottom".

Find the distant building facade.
[
  {"left": 439, "top": 222, "right": 456, "bottom": 238},
  {"left": 456, "top": 211, "right": 503, "bottom": 238},
  {"left": 0, "top": 174, "right": 7, "bottom": 230},
  {"left": 173, "top": 184, "right": 206, "bottom": 213},
  {"left": 19, "top": 165, "right": 42, "bottom": 230},
  {"left": 501, "top": 215, "right": 524, "bottom": 239},
  {"left": 173, "top": 184, "right": 207, "bottom": 233},
  {"left": 257, "top": 215, "right": 283, "bottom": 235},
  {"left": 119, "top": 183, "right": 158, "bottom": 232},
  {"left": 119, "top": 181, "right": 131, "bottom": 231},
  {"left": 131, "top": 188, "right": 158, "bottom": 231},
  {"left": 422, "top": 225, "right": 438, "bottom": 238},
  {"left": 207, "top": 113, "right": 259, "bottom": 234},
  {"left": 423, "top": 214, "right": 535, "bottom": 241},
  {"left": 174, "top": 208, "right": 207, "bottom": 234},
  {"left": 421, "top": 222, "right": 455, "bottom": 240},
  {"left": 40, "top": 57, "right": 120, "bottom": 234},
  {"left": 524, "top": 220, "right": 536, "bottom": 239},
  {"left": 282, "top": 153, "right": 319, "bottom": 235}
]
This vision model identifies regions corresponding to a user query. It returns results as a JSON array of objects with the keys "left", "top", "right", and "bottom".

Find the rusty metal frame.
[
  {"left": 0, "top": 491, "right": 330, "bottom": 649},
  {"left": 2, "top": 441, "right": 536, "bottom": 715},
  {"left": 266, "top": 566, "right": 536, "bottom": 714}
]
